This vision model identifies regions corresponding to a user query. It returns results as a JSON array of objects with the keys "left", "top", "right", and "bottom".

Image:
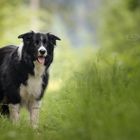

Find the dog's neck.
[
  {"left": 17, "top": 43, "right": 23, "bottom": 60},
  {"left": 33, "top": 61, "right": 45, "bottom": 77}
]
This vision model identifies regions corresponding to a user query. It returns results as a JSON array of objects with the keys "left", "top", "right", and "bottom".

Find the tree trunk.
[{"left": 30, "top": 0, "right": 40, "bottom": 30}]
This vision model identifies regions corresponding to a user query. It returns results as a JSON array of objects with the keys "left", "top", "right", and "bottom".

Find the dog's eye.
[
  {"left": 43, "top": 39, "right": 46, "bottom": 44},
  {"left": 36, "top": 40, "right": 40, "bottom": 45}
]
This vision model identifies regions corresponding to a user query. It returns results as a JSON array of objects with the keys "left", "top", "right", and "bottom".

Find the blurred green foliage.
[
  {"left": 98, "top": 0, "right": 140, "bottom": 68},
  {"left": 0, "top": 0, "right": 26, "bottom": 44},
  {"left": 42, "top": 57, "right": 140, "bottom": 140}
]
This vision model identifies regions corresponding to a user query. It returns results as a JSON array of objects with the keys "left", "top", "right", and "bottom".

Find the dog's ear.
[
  {"left": 18, "top": 31, "right": 34, "bottom": 39},
  {"left": 47, "top": 33, "right": 61, "bottom": 45}
]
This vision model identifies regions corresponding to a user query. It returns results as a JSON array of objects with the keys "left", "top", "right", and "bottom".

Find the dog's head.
[{"left": 18, "top": 31, "right": 61, "bottom": 65}]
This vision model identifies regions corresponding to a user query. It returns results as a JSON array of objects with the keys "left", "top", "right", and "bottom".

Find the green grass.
[{"left": 0, "top": 57, "right": 140, "bottom": 140}]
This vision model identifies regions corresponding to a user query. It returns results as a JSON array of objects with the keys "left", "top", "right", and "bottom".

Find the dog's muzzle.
[{"left": 37, "top": 46, "right": 47, "bottom": 64}]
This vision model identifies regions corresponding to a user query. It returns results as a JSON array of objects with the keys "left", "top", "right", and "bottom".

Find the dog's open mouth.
[{"left": 37, "top": 56, "right": 45, "bottom": 64}]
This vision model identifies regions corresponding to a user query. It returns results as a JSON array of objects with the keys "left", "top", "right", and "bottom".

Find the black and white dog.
[{"left": 0, "top": 31, "right": 60, "bottom": 127}]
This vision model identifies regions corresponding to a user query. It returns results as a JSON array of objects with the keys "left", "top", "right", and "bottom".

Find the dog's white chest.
[{"left": 20, "top": 62, "right": 45, "bottom": 105}]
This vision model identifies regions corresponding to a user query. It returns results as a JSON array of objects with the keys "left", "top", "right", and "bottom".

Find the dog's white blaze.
[
  {"left": 38, "top": 46, "right": 47, "bottom": 56},
  {"left": 17, "top": 43, "right": 23, "bottom": 60},
  {"left": 38, "top": 46, "right": 46, "bottom": 51}
]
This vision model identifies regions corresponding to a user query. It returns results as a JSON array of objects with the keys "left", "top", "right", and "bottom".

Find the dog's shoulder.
[
  {"left": 0, "top": 45, "right": 17, "bottom": 54},
  {"left": 0, "top": 45, "right": 17, "bottom": 62}
]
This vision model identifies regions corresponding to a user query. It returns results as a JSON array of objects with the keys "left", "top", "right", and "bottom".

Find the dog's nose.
[{"left": 39, "top": 49, "right": 46, "bottom": 55}]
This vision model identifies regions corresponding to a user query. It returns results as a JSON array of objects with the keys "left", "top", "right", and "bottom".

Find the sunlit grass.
[{"left": 42, "top": 57, "right": 140, "bottom": 140}]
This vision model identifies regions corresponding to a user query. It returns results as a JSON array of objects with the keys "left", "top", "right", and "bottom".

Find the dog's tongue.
[{"left": 37, "top": 57, "right": 45, "bottom": 64}]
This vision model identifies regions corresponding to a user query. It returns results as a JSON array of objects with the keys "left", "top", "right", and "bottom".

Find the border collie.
[{"left": 0, "top": 31, "right": 60, "bottom": 127}]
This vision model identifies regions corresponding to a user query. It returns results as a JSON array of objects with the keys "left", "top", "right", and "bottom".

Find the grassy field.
[{"left": 0, "top": 55, "right": 140, "bottom": 140}]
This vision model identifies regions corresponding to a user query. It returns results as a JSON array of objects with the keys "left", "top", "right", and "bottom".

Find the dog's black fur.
[{"left": 0, "top": 31, "right": 60, "bottom": 116}]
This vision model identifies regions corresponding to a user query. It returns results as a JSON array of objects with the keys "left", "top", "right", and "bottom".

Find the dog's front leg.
[
  {"left": 9, "top": 104, "right": 20, "bottom": 123},
  {"left": 29, "top": 101, "right": 40, "bottom": 128}
]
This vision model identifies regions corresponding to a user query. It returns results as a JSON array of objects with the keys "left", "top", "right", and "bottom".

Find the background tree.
[{"left": 97, "top": 0, "right": 140, "bottom": 68}]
